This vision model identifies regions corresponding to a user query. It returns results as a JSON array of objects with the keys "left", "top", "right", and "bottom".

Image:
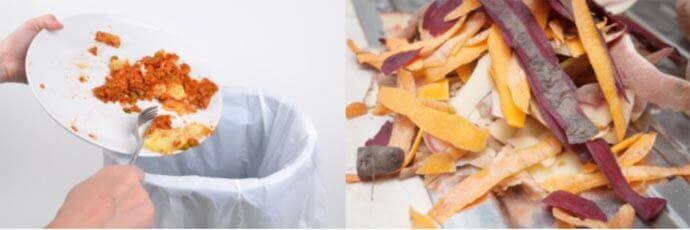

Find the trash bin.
[{"left": 103, "top": 87, "right": 326, "bottom": 228}]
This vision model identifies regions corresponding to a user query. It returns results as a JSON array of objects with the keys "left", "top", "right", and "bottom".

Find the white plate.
[{"left": 25, "top": 14, "right": 222, "bottom": 157}]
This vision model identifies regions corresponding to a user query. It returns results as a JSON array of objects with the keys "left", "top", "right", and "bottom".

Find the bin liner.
[{"left": 103, "top": 87, "right": 326, "bottom": 228}]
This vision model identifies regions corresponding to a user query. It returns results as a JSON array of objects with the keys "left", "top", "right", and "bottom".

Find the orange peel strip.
[
  {"left": 347, "top": 39, "right": 361, "bottom": 53},
  {"left": 608, "top": 204, "right": 636, "bottom": 228},
  {"left": 455, "top": 61, "right": 476, "bottom": 83},
  {"left": 388, "top": 69, "right": 419, "bottom": 154},
  {"left": 449, "top": 148, "right": 465, "bottom": 160},
  {"left": 581, "top": 162, "right": 598, "bottom": 174},
  {"left": 372, "top": 100, "right": 391, "bottom": 116},
  {"left": 345, "top": 173, "right": 360, "bottom": 183},
  {"left": 399, "top": 70, "right": 417, "bottom": 94},
  {"left": 424, "top": 41, "right": 487, "bottom": 83},
  {"left": 415, "top": 151, "right": 457, "bottom": 175},
  {"left": 428, "top": 136, "right": 561, "bottom": 223},
  {"left": 354, "top": 52, "right": 385, "bottom": 70},
  {"left": 506, "top": 56, "right": 531, "bottom": 113},
  {"left": 417, "top": 79, "right": 450, "bottom": 101},
  {"left": 426, "top": 13, "right": 484, "bottom": 67},
  {"left": 403, "top": 130, "right": 425, "bottom": 167},
  {"left": 565, "top": 37, "right": 586, "bottom": 57},
  {"left": 542, "top": 164, "right": 690, "bottom": 193},
  {"left": 349, "top": 18, "right": 465, "bottom": 71},
  {"left": 421, "top": 99, "right": 455, "bottom": 114},
  {"left": 346, "top": 102, "right": 368, "bottom": 119},
  {"left": 618, "top": 132, "right": 657, "bottom": 167},
  {"left": 347, "top": 39, "right": 384, "bottom": 70},
  {"left": 464, "top": 29, "right": 490, "bottom": 47},
  {"left": 573, "top": 0, "right": 626, "bottom": 142},
  {"left": 444, "top": 0, "right": 481, "bottom": 21},
  {"left": 448, "top": 13, "right": 487, "bottom": 57},
  {"left": 552, "top": 207, "right": 608, "bottom": 228},
  {"left": 418, "top": 17, "right": 466, "bottom": 56},
  {"left": 548, "top": 19, "right": 566, "bottom": 43},
  {"left": 379, "top": 87, "right": 488, "bottom": 152},
  {"left": 385, "top": 38, "right": 410, "bottom": 50},
  {"left": 488, "top": 25, "right": 526, "bottom": 127},
  {"left": 611, "top": 133, "right": 643, "bottom": 153},
  {"left": 410, "top": 207, "right": 440, "bottom": 229}
]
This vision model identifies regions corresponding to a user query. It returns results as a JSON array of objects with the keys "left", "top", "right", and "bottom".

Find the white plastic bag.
[{"left": 103, "top": 87, "right": 326, "bottom": 228}]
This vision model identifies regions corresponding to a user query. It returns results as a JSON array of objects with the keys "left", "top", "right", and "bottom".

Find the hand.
[
  {"left": 46, "top": 165, "right": 155, "bottom": 228},
  {"left": 0, "top": 14, "right": 63, "bottom": 83}
]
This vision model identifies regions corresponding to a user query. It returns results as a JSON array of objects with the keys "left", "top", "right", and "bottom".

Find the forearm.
[
  {"left": 0, "top": 46, "right": 7, "bottom": 83},
  {"left": 0, "top": 57, "right": 7, "bottom": 83},
  {"left": 0, "top": 42, "right": 21, "bottom": 84}
]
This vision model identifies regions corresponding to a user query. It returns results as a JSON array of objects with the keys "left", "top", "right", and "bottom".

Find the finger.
[
  {"left": 127, "top": 193, "right": 155, "bottom": 228},
  {"left": 107, "top": 197, "right": 155, "bottom": 228},
  {"left": 26, "top": 14, "right": 63, "bottom": 33},
  {"left": 43, "top": 14, "right": 64, "bottom": 31},
  {"left": 107, "top": 188, "right": 155, "bottom": 228},
  {"left": 99, "top": 166, "right": 145, "bottom": 195},
  {"left": 115, "top": 186, "right": 149, "bottom": 210},
  {"left": 106, "top": 165, "right": 145, "bottom": 183},
  {"left": 125, "top": 165, "right": 145, "bottom": 182}
]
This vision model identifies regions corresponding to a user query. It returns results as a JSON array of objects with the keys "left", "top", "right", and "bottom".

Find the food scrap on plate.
[
  {"left": 88, "top": 46, "right": 97, "bottom": 56},
  {"left": 90, "top": 32, "right": 219, "bottom": 155},
  {"left": 144, "top": 114, "right": 211, "bottom": 155},
  {"left": 92, "top": 50, "right": 218, "bottom": 115},
  {"left": 94, "top": 31, "right": 121, "bottom": 48},
  {"left": 347, "top": 0, "right": 690, "bottom": 227}
]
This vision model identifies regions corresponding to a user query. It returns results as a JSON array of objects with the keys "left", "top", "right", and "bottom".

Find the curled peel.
[{"left": 428, "top": 136, "right": 561, "bottom": 223}]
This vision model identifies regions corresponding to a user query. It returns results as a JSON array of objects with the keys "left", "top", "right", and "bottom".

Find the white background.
[{"left": 0, "top": 0, "right": 344, "bottom": 227}]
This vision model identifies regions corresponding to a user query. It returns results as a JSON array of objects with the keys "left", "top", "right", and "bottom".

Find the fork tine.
[
  {"left": 131, "top": 106, "right": 159, "bottom": 165},
  {"left": 148, "top": 108, "right": 158, "bottom": 117},
  {"left": 145, "top": 107, "right": 157, "bottom": 117},
  {"left": 138, "top": 106, "right": 158, "bottom": 124},
  {"left": 145, "top": 106, "right": 157, "bottom": 115},
  {"left": 143, "top": 106, "right": 157, "bottom": 114}
]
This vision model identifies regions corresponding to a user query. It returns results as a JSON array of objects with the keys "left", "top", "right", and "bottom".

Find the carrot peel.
[
  {"left": 572, "top": 0, "right": 626, "bottom": 142},
  {"left": 428, "top": 136, "right": 561, "bottom": 223},
  {"left": 379, "top": 87, "right": 488, "bottom": 152},
  {"left": 487, "top": 25, "right": 526, "bottom": 127}
]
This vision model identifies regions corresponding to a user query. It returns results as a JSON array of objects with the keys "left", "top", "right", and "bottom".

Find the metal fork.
[{"left": 129, "top": 106, "right": 158, "bottom": 165}]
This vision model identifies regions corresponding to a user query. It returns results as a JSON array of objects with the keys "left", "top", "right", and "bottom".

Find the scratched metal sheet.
[{"left": 351, "top": 0, "right": 690, "bottom": 227}]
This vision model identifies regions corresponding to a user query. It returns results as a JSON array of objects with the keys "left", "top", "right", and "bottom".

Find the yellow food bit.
[{"left": 144, "top": 123, "right": 212, "bottom": 155}]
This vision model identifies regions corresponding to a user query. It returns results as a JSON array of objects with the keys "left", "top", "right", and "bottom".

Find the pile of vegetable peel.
[{"left": 347, "top": 0, "right": 690, "bottom": 227}]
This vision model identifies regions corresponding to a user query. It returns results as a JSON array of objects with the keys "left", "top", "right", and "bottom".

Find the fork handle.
[
  {"left": 129, "top": 140, "right": 144, "bottom": 165},
  {"left": 129, "top": 127, "right": 145, "bottom": 165}
]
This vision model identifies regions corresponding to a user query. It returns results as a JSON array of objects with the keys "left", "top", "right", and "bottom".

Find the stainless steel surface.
[
  {"left": 352, "top": 0, "right": 387, "bottom": 46},
  {"left": 352, "top": 0, "right": 428, "bottom": 46},
  {"left": 129, "top": 106, "right": 157, "bottom": 165},
  {"left": 352, "top": 0, "right": 690, "bottom": 227},
  {"left": 626, "top": 1, "right": 690, "bottom": 227},
  {"left": 626, "top": 1, "right": 690, "bottom": 58}
]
